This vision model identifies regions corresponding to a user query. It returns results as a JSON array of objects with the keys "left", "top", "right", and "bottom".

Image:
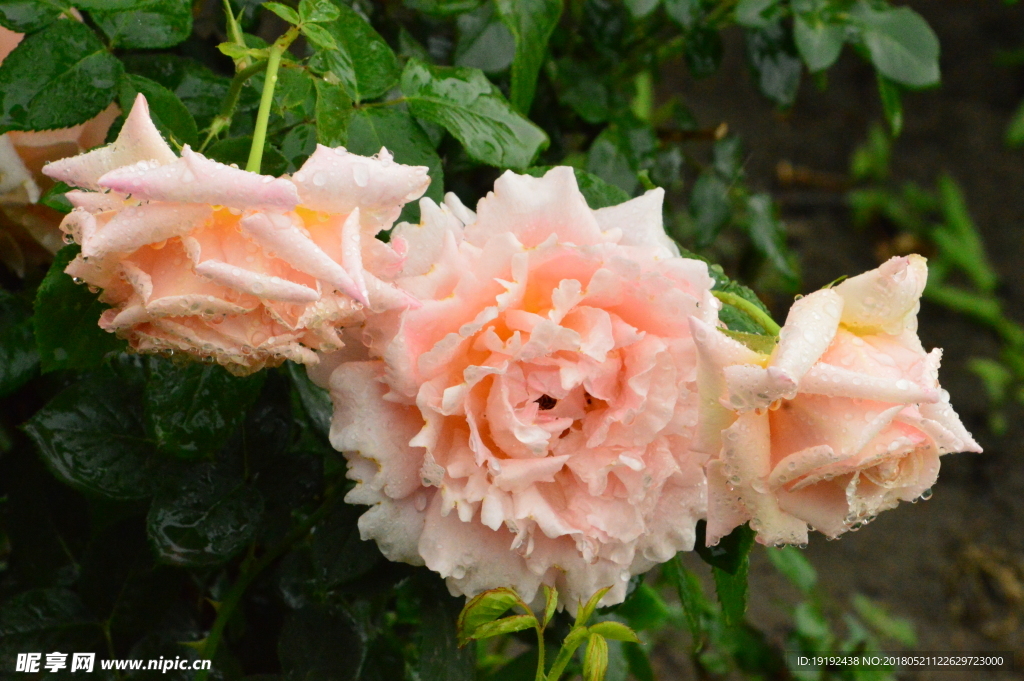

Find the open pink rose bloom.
[
  {"left": 43, "top": 94, "right": 428, "bottom": 372},
  {"left": 692, "top": 255, "right": 982, "bottom": 547},
  {"left": 314, "top": 167, "right": 721, "bottom": 610}
]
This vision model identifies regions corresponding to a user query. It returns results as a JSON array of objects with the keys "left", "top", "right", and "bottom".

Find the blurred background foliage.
[{"left": 0, "top": 0, "right": 1021, "bottom": 679}]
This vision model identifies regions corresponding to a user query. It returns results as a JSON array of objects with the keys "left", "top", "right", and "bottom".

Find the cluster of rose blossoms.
[{"left": 43, "top": 96, "right": 981, "bottom": 612}]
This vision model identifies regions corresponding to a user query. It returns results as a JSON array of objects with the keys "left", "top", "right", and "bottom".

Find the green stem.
[
  {"left": 222, "top": 0, "right": 249, "bottom": 68},
  {"left": 534, "top": 626, "right": 546, "bottom": 681},
  {"left": 712, "top": 290, "right": 781, "bottom": 336},
  {"left": 194, "top": 485, "right": 341, "bottom": 681},
  {"left": 545, "top": 628, "right": 589, "bottom": 681},
  {"left": 246, "top": 27, "right": 298, "bottom": 173},
  {"left": 199, "top": 60, "right": 268, "bottom": 153}
]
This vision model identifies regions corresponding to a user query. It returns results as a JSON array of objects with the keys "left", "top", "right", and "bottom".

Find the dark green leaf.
[
  {"left": 1007, "top": 100, "right": 1024, "bottom": 147},
  {"left": 494, "top": 0, "right": 563, "bottom": 113},
  {"left": 307, "top": 502, "right": 381, "bottom": 588},
  {"left": 263, "top": 1, "right": 299, "bottom": 24},
  {"left": 33, "top": 245, "right": 125, "bottom": 372},
  {"left": 623, "top": 642, "right": 654, "bottom": 681},
  {"left": 299, "top": 0, "right": 340, "bottom": 23},
  {"left": 206, "top": 136, "right": 288, "bottom": 177},
  {"left": 91, "top": 0, "right": 193, "bottom": 49},
  {"left": 279, "top": 604, "right": 367, "bottom": 681},
  {"left": 610, "top": 584, "right": 669, "bottom": 631},
  {"left": 457, "top": 588, "right": 523, "bottom": 645},
  {"left": 524, "top": 165, "right": 630, "bottom": 209},
  {"left": 555, "top": 59, "right": 609, "bottom": 123},
  {"left": 147, "top": 461, "right": 264, "bottom": 567},
  {"left": 345, "top": 106, "right": 445, "bottom": 207},
  {"left": 122, "top": 55, "right": 233, "bottom": 132},
  {"left": 455, "top": 2, "right": 515, "bottom": 74},
  {"left": 314, "top": 78, "right": 353, "bottom": 147},
  {"left": 745, "top": 193, "right": 796, "bottom": 280},
  {"left": 876, "top": 72, "right": 903, "bottom": 137},
  {"left": 302, "top": 22, "right": 338, "bottom": 50},
  {"left": 272, "top": 67, "right": 316, "bottom": 122},
  {"left": 307, "top": 0, "right": 400, "bottom": 103},
  {"left": 712, "top": 135, "right": 743, "bottom": 180},
  {"left": 793, "top": 12, "right": 844, "bottom": 72},
  {"left": 0, "top": 289, "right": 38, "bottom": 397},
  {"left": 119, "top": 73, "right": 198, "bottom": 147},
  {"left": 418, "top": 574, "right": 475, "bottom": 681},
  {"left": 587, "top": 125, "right": 638, "bottom": 194},
  {"left": 466, "top": 613, "right": 538, "bottom": 641},
  {"left": 684, "top": 26, "right": 722, "bottom": 79},
  {"left": 280, "top": 122, "right": 318, "bottom": 170},
  {"left": 405, "top": 0, "right": 482, "bottom": 16},
  {"left": 735, "top": 0, "right": 780, "bottom": 28},
  {"left": 24, "top": 363, "right": 159, "bottom": 501},
  {"left": 766, "top": 545, "right": 817, "bottom": 595},
  {"left": 0, "top": 20, "right": 121, "bottom": 133},
  {"left": 0, "top": 0, "right": 62, "bottom": 33},
  {"left": 852, "top": 2, "right": 939, "bottom": 88},
  {"left": 690, "top": 172, "right": 730, "bottom": 246},
  {"left": 695, "top": 521, "right": 755, "bottom": 574},
  {"left": 401, "top": 58, "right": 548, "bottom": 169},
  {"left": 662, "top": 555, "right": 707, "bottom": 650},
  {"left": 39, "top": 180, "right": 73, "bottom": 213},
  {"left": 144, "top": 359, "right": 265, "bottom": 459},
  {"left": 0, "top": 588, "right": 97, "bottom": 670},
  {"left": 286, "top": 361, "right": 333, "bottom": 438},
  {"left": 745, "top": 22, "right": 801, "bottom": 108}
]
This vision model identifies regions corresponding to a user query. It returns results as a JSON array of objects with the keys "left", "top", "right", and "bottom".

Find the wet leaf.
[
  {"left": 494, "top": 0, "right": 563, "bottom": 113},
  {"left": 279, "top": 604, "right": 367, "bottom": 681},
  {"left": 401, "top": 58, "right": 548, "bottom": 169},
  {"left": 766, "top": 546, "right": 817, "bottom": 595},
  {"left": 457, "top": 587, "right": 524, "bottom": 646},
  {"left": 852, "top": 2, "right": 939, "bottom": 88},
  {"left": 91, "top": 0, "right": 193, "bottom": 49},
  {"left": 0, "top": 289, "right": 37, "bottom": 398},
  {"left": 745, "top": 21, "right": 802, "bottom": 108},
  {"left": 0, "top": 20, "right": 121, "bottom": 133},
  {"left": 308, "top": 0, "right": 400, "bottom": 103},
  {"left": 119, "top": 73, "right": 198, "bottom": 148}
]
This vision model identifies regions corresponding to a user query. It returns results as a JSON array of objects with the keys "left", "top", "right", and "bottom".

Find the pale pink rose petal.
[
  {"left": 99, "top": 146, "right": 299, "bottom": 212},
  {"left": 799, "top": 362, "right": 940, "bottom": 404},
  {"left": 66, "top": 190, "right": 124, "bottom": 213},
  {"left": 43, "top": 94, "right": 175, "bottom": 191},
  {"left": 834, "top": 254, "right": 928, "bottom": 335},
  {"left": 769, "top": 288, "right": 843, "bottom": 389},
  {"left": 193, "top": 260, "right": 320, "bottom": 303},
  {"left": 83, "top": 203, "right": 212, "bottom": 259},
  {"left": 593, "top": 187, "right": 679, "bottom": 256}
]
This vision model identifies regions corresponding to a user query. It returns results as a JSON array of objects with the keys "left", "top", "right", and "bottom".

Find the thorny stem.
[
  {"left": 534, "top": 625, "right": 546, "bottom": 681},
  {"left": 199, "top": 60, "right": 268, "bottom": 153},
  {"left": 712, "top": 290, "right": 782, "bottom": 336},
  {"left": 246, "top": 27, "right": 298, "bottom": 174},
  {"left": 194, "top": 484, "right": 341, "bottom": 681}
]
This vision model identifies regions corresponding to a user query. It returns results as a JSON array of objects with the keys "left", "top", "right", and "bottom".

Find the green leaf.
[
  {"left": 286, "top": 361, "right": 333, "bottom": 438},
  {"left": 33, "top": 245, "right": 125, "bottom": 372},
  {"left": 690, "top": 171, "right": 731, "bottom": 246},
  {"left": 793, "top": 600, "right": 831, "bottom": 644},
  {"left": 279, "top": 604, "right": 367, "bottom": 681},
  {"left": 662, "top": 556, "right": 707, "bottom": 650},
  {"left": 0, "top": 289, "right": 38, "bottom": 397},
  {"left": 147, "top": 461, "right": 264, "bottom": 567},
  {"left": 542, "top": 584, "right": 558, "bottom": 628},
  {"left": 610, "top": 584, "right": 669, "bottom": 631},
  {"left": 455, "top": 2, "right": 515, "bottom": 74},
  {"left": 524, "top": 165, "right": 630, "bottom": 209},
  {"left": 457, "top": 588, "right": 524, "bottom": 646},
  {"left": 876, "top": 72, "right": 903, "bottom": 137},
  {"left": 625, "top": 0, "right": 658, "bottom": 18},
  {"left": 39, "top": 180, "right": 73, "bottom": 213},
  {"left": 263, "top": 1, "right": 299, "bottom": 24},
  {"left": 712, "top": 560, "right": 748, "bottom": 628},
  {"left": 622, "top": 642, "right": 655, "bottom": 681},
  {"left": 24, "top": 362, "right": 160, "bottom": 501},
  {"left": 405, "top": 0, "right": 483, "bottom": 15},
  {"left": 144, "top": 359, "right": 265, "bottom": 459},
  {"left": 494, "top": 0, "right": 563, "bottom": 113},
  {"left": 466, "top": 613, "right": 538, "bottom": 641},
  {"left": 120, "top": 73, "right": 198, "bottom": 148},
  {"left": 307, "top": 502, "right": 381, "bottom": 588},
  {"left": 576, "top": 585, "right": 611, "bottom": 626},
  {"left": 745, "top": 193, "right": 796, "bottom": 280},
  {"left": 745, "top": 22, "right": 802, "bottom": 108},
  {"left": 0, "top": 588, "right": 98, "bottom": 666},
  {"left": 299, "top": 0, "right": 340, "bottom": 23},
  {"left": 852, "top": 2, "right": 939, "bottom": 88},
  {"left": 0, "top": 0, "right": 63, "bottom": 33},
  {"left": 696, "top": 521, "right": 755, "bottom": 575},
  {"left": 419, "top": 575, "right": 475, "bottom": 681},
  {"left": 664, "top": 0, "right": 699, "bottom": 28},
  {"left": 1007, "top": 99, "right": 1024, "bottom": 147},
  {"left": 589, "top": 621, "right": 640, "bottom": 644},
  {"left": 122, "top": 54, "right": 233, "bottom": 132},
  {"left": 586, "top": 126, "right": 636, "bottom": 194},
  {"left": 851, "top": 595, "right": 916, "bottom": 646},
  {"left": 308, "top": 0, "right": 400, "bottom": 103},
  {"left": 401, "top": 58, "right": 548, "bottom": 169},
  {"left": 91, "top": 0, "right": 193, "bottom": 49},
  {"left": 684, "top": 25, "right": 723, "bottom": 79},
  {"left": 206, "top": 136, "right": 289, "bottom": 177},
  {"left": 721, "top": 329, "right": 777, "bottom": 354},
  {"left": 280, "top": 122, "right": 318, "bottom": 170},
  {"left": 766, "top": 545, "right": 817, "bottom": 595},
  {"left": 302, "top": 22, "right": 338, "bottom": 50},
  {"left": 555, "top": 58, "right": 609, "bottom": 123},
  {"left": 345, "top": 106, "right": 445, "bottom": 208},
  {"left": 0, "top": 20, "right": 121, "bottom": 133},
  {"left": 583, "top": 633, "right": 608, "bottom": 681},
  {"left": 735, "top": 0, "right": 780, "bottom": 28},
  {"left": 793, "top": 12, "right": 844, "bottom": 72},
  {"left": 314, "top": 78, "right": 353, "bottom": 147}
]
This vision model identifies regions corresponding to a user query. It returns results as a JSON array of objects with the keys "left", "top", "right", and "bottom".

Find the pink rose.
[
  {"left": 0, "top": 25, "right": 118, "bottom": 274},
  {"left": 317, "top": 167, "right": 716, "bottom": 609},
  {"left": 43, "top": 94, "right": 428, "bottom": 373},
  {"left": 691, "top": 255, "right": 981, "bottom": 547}
]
